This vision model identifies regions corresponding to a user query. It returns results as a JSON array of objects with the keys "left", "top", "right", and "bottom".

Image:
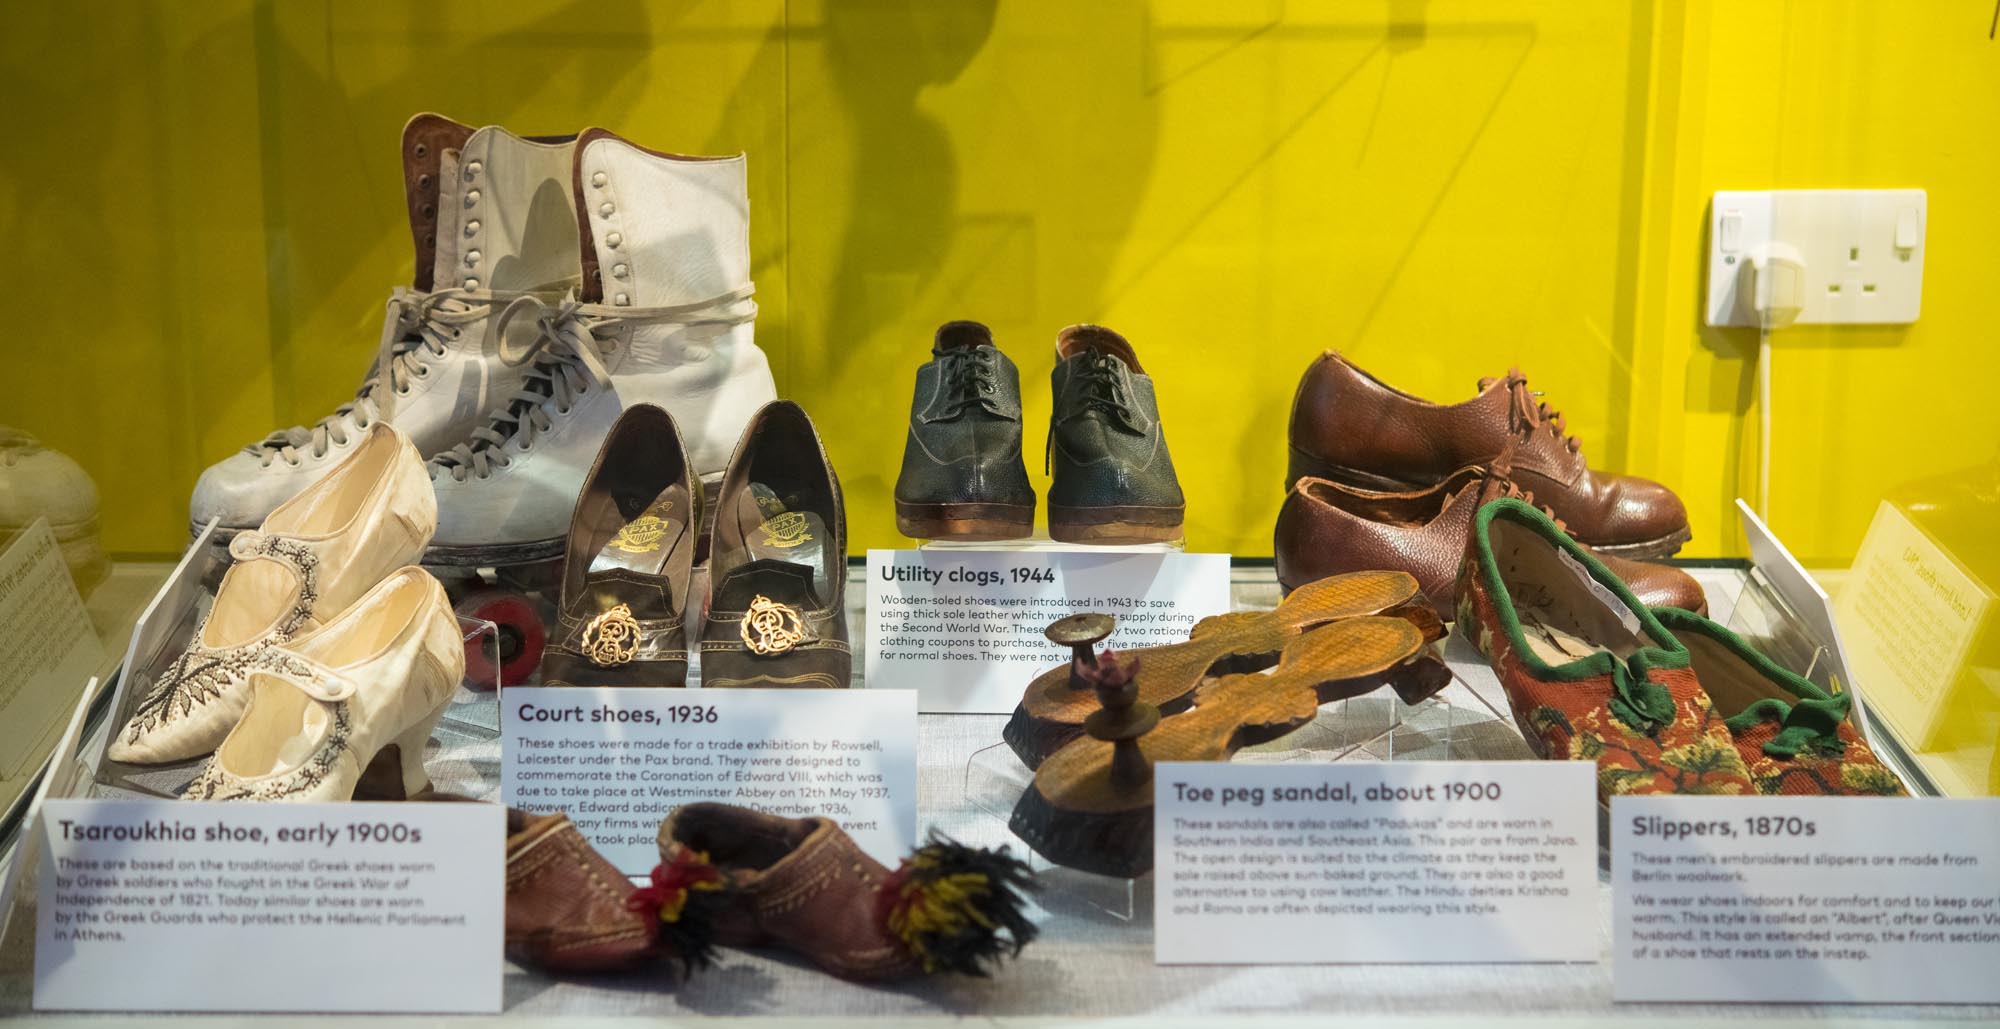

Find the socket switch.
[{"left": 1705, "top": 189, "right": 1926, "bottom": 327}]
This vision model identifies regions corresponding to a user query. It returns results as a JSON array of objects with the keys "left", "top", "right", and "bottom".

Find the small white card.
[
  {"left": 1613, "top": 796, "right": 2000, "bottom": 1003},
  {"left": 1154, "top": 761, "right": 1597, "bottom": 965},
  {"left": 501, "top": 686, "right": 918, "bottom": 872},
  {"left": 0, "top": 519, "right": 104, "bottom": 781},
  {"left": 34, "top": 800, "right": 502, "bottom": 1013},
  {"left": 865, "top": 547, "right": 1230, "bottom": 712}
]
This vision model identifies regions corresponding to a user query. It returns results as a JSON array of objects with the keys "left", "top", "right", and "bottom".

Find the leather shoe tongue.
[
  {"left": 933, "top": 320, "right": 994, "bottom": 353},
  {"left": 715, "top": 558, "right": 822, "bottom": 611},
  {"left": 1056, "top": 324, "right": 1142, "bottom": 372},
  {"left": 1476, "top": 375, "right": 1499, "bottom": 392}
]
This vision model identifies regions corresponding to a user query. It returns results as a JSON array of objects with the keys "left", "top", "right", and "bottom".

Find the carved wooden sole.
[
  {"left": 1009, "top": 613, "right": 1450, "bottom": 878},
  {"left": 1004, "top": 571, "right": 1434, "bottom": 768}
]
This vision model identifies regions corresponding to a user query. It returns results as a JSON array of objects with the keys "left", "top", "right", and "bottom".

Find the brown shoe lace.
[
  {"left": 1478, "top": 369, "right": 1582, "bottom": 456},
  {"left": 1478, "top": 433, "right": 1568, "bottom": 534}
]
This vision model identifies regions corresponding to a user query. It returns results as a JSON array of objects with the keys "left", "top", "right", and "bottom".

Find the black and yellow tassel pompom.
[
  {"left": 877, "top": 832, "right": 1039, "bottom": 976},
  {"left": 628, "top": 845, "right": 728, "bottom": 974}
]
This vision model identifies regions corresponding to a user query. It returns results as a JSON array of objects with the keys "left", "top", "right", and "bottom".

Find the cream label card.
[
  {"left": 865, "top": 548, "right": 1230, "bottom": 712},
  {"left": 0, "top": 519, "right": 104, "bottom": 780},
  {"left": 1612, "top": 796, "right": 2000, "bottom": 1003},
  {"left": 34, "top": 800, "right": 502, "bottom": 1013},
  {"left": 1836, "top": 501, "right": 1992, "bottom": 742},
  {"left": 501, "top": 686, "right": 918, "bottom": 871},
  {"left": 1154, "top": 761, "right": 1596, "bottom": 964}
]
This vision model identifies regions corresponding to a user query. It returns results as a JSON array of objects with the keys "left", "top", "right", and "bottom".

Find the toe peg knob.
[
  {"left": 1047, "top": 613, "right": 1116, "bottom": 691},
  {"left": 1080, "top": 649, "right": 1156, "bottom": 794}
]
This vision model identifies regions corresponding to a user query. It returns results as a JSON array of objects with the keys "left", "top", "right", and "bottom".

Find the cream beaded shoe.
[
  {"left": 112, "top": 423, "right": 436, "bottom": 765},
  {"left": 184, "top": 567, "right": 464, "bottom": 802}
]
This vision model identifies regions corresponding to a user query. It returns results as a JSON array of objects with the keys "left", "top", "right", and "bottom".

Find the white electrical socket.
[{"left": 1705, "top": 189, "right": 1926, "bottom": 327}]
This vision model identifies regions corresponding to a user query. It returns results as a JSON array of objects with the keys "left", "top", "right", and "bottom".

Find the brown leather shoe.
[
  {"left": 699, "top": 401, "right": 851, "bottom": 688},
  {"left": 654, "top": 803, "right": 1037, "bottom": 981},
  {"left": 1288, "top": 352, "right": 1690, "bottom": 558},
  {"left": 506, "top": 809, "right": 710, "bottom": 974},
  {"left": 1276, "top": 469, "right": 1707, "bottom": 617},
  {"left": 542, "top": 403, "right": 700, "bottom": 687}
]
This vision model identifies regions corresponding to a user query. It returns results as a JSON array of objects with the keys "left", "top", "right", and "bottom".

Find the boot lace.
[
  {"left": 1046, "top": 351, "right": 1143, "bottom": 473},
  {"left": 245, "top": 287, "right": 516, "bottom": 467},
  {"left": 1481, "top": 369, "right": 1582, "bottom": 456},
  {"left": 1065, "top": 352, "right": 1139, "bottom": 429},
  {"left": 924, "top": 347, "right": 1003, "bottom": 422},
  {"left": 429, "top": 286, "right": 757, "bottom": 482},
  {"left": 1474, "top": 467, "right": 1568, "bottom": 534}
]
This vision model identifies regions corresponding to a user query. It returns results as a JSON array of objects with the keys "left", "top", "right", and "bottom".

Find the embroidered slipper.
[
  {"left": 1652, "top": 608, "right": 1907, "bottom": 796},
  {"left": 1455, "top": 497, "right": 1753, "bottom": 802}
]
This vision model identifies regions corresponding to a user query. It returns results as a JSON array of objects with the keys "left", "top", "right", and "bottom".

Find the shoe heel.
[{"left": 354, "top": 701, "right": 450, "bottom": 801}]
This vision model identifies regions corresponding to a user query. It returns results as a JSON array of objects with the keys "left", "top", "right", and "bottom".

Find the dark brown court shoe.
[
  {"left": 1287, "top": 352, "right": 1690, "bottom": 558},
  {"left": 700, "top": 401, "right": 850, "bottom": 688},
  {"left": 654, "top": 803, "right": 1037, "bottom": 981},
  {"left": 505, "top": 809, "right": 670, "bottom": 973},
  {"left": 542, "top": 403, "right": 699, "bottom": 688},
  {"left": 1275, "top": 469, "right": 1707, "bottom": 618}
]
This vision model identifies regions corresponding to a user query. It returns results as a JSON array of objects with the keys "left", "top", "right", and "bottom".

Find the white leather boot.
[
  {"left": 0, "top": 427, "right": 107, "bottom": 595},
  {"left": 183, "top": 566, "right": 465, "bottom": 803},
  {"left": 188, "top": 114, "right": 582, "bottom": 538},
  {"left": 114, "top": 423, "right": 436, "bottom": 765},
  {"left": 426, "top": 129, "right": 777, "bottom": 564}
]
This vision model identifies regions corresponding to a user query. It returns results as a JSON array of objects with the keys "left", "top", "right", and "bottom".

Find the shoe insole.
[
  {"left": 738, "top": 483, "right": 829, "bottom": 600},
  {"left": 1492, "top": 520, "right": 1648, "bottom": 667},
  {"left": 588, "top": 486, "right": 692, "bottom": 577},
  {"left": 1518, "top": 606, "right": 1604, "bottom": 666}
]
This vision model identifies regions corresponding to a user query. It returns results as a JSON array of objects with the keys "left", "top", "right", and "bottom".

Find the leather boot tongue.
[
  {"left": 427, "top": 126, "right": 581, "bottom": 294},
  {"left": 1056, "top": 324, "right": 1142, "bottom": 373},
  {"left": 715, "top": 558, "right": 823, "bottom": 612},
  {"left": 401, "top": 114, "right": 475, "bottom": 292},
  {"left": 933, "top": 320, "right": 993, "bottom": 354}
]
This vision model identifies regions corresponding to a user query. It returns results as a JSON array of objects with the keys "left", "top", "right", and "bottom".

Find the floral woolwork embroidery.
[
  {"left": 741, "top": 594, "right": 806, "bottom": 655},
  {"left": 583, "top": 604, "right": 641, "bottom": 666}
]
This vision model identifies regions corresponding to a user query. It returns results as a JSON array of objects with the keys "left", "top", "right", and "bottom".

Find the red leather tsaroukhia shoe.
[
  {"left": 652, "top": 802, "right": 1038, "bottom": 981},
  {"left": 505, "top": 809, "right": 721, "bottom": 975}
]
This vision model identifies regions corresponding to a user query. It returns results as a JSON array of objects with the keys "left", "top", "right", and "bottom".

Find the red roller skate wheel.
[{"left": 455, "top": 590, "right": 545, "bottom": 690}]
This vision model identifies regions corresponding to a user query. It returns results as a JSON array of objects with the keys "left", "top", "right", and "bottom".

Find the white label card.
[
  {"left": 501, "top": 686, "right": 917, "bottom": 872},
  {"left": 865, "top": 547, "right": 1230, "bottom": 712},
  {"left": 0, "top": 519, "right": 104, "bottom": 780},
  {"left": 1613, "top": 796, "right": 2000, "bottom": 1003},
  {"left": 34, "top": 800, "right": 502, "bottom": 1013},
  {"left": 1155, "top": 761, "right": 1597, "bottom": 964}
]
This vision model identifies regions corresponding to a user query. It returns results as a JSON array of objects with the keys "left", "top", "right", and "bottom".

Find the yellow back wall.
[{"left": 4, "top": 0, "right": 1994, "bottom": 566}]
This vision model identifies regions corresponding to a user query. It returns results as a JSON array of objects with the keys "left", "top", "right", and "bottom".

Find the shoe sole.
[
  {"left": 1583, "top": 526, "right": 1693, "bottom": 561},
  {"left": 1047, "top": 503, "right": 1185, "bottom": 545},
  {"left": 895, "top": 501, "right": 1035, "bottom": 542},
  {"left": 190, "top": 521, "right": 254, "bottom": 546},
  {"left": 1289, "top": 451, "right": 1693, "bottom": 560},
  {"left": 422, "top": 538, "right": 567, "bottom": 567}
]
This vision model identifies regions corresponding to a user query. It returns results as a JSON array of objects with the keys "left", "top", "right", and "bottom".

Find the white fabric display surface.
[{"left": 3, "top": 567, "right": 1992, "bottom": 1023}]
